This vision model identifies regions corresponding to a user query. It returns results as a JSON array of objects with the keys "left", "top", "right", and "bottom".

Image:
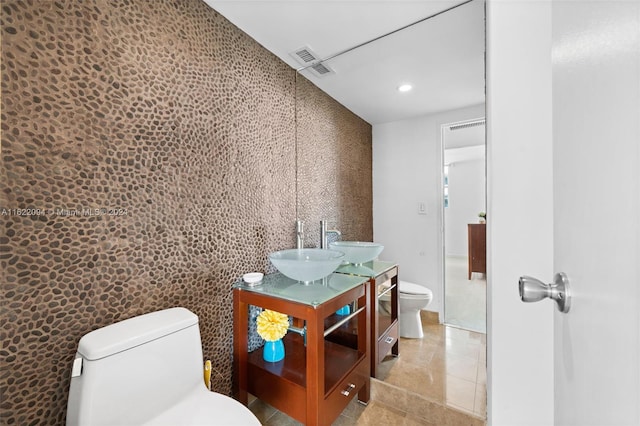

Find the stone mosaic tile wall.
[{"left": 0, "top": 0, "right": 372, "bottom": 424}]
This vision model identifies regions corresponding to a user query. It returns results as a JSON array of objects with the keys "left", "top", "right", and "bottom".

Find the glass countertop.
[
  {"left": 335, "top": 260, "right": 397, "bottom": 278},
  {"left": 233, "top": 272, "right": 368, "bottom": 307}
]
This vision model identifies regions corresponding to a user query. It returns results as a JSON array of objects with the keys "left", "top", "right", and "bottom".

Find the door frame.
[{"left": 486, "top": 1, "right": 555, "bottom": 424}]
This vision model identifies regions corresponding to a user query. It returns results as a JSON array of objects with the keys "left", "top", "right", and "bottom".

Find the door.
[
  {"left": 552, "top": 1, "right": 640, "bottom": 424},
  {"left": 487, "top": 0, "right": 639, "bottom": 424}
]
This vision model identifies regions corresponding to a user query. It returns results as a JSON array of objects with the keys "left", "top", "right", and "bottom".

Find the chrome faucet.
[
  {"left": 320, "top": 220, "right": 341, "bottom": 249},
  {"left": 296, "top": 220, "right": 304, "bottom": 249}
]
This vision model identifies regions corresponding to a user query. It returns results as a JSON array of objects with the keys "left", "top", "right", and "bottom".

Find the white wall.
[
  {"left": 372, "top": 103, "right": 484, "bottom": 313},
  {"left": 486, "top": 0, "right": 554, "bottom": 424},
  {"left": 445, "top": 155, "right": 485, "bottom": 257}
]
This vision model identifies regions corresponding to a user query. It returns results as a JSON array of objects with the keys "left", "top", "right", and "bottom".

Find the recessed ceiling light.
[{"left": 397, "top": 84, "right": 413, "bottom": 92}]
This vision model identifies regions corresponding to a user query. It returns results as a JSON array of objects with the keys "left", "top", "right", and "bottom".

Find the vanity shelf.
[
  {"left": 233, "top": 273, "right": 370, "bottom": 426},
  {"left": 334, "top": 261, "right": 399, "bottom": 378}
]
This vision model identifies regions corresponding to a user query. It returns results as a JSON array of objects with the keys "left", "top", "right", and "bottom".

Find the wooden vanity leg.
[
  {"left": 359, "top": 287, "right": 371, "bottom": 403},
  {"left": 369, "top": 277, "right": 379, "bottom": 378},
  {"left": 305, "top": 310, "right": 323, "bottom": 426}
]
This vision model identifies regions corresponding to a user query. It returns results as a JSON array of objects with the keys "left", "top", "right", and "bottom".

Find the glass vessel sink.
[
  {"left": 329, "top": 241, "right": 384, "bottom": 265},
  {"left": 268, "top": 248, "right": 345, "bottom": 283}
]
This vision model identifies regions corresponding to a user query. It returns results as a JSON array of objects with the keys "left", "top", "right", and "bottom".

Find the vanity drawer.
[
  {"left": 377, "top": 323, "right": 398, "bottom": 364},
  {"left": 324, "top": 359, "right": 368, "bottom": 423}
]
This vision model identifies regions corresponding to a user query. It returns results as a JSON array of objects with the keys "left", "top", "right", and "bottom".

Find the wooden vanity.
[
  {"left": 333, "top": 261, "right": 399, "bottom": 378},
  {"left": 233, "top": 273, "right": 370, "bottom": 426}
]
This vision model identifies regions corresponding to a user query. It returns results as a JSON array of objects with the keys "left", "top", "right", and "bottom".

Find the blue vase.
[
  {"left": 336, "top": 304, "right": 351, "bottom": 316},
  {"left": 263, "top": 339, "right": 285, "bottom": 362}
]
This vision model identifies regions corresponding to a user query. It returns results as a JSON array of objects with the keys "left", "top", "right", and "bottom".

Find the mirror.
[
  {"left": 295, "top": 0, "right": 486, "bottom": 417},
  {"left": 293, "top": 73, "right": 373, "bottom": 247}
]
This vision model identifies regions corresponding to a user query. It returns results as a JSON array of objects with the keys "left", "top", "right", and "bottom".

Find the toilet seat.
[
  {"left": 399, "top": 281, "right": 432, "bottom": 296},
  {"left": 144, "top": 388, "right": 260, "bottom": 425},
  {"left": 379, "top": 281, "right": 433, "bottom": 301}
]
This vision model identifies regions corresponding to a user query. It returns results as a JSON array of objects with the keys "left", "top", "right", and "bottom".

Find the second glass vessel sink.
[{"left": 329, "top": 241, "right": 384, "bottom": 265}]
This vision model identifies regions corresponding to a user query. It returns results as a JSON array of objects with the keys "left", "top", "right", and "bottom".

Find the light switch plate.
[{"left": 418, "top": 202, "right": 427, "bottom": 215}]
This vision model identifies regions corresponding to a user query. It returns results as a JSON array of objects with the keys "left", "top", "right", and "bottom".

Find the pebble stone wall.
[{"left": 0, "top": 0, "right": 373, "bottom": 424}]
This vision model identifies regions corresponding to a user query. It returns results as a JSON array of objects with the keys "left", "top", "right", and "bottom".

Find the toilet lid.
[{"left": 399, "top": 281, "right": 432, "bottom": 296}]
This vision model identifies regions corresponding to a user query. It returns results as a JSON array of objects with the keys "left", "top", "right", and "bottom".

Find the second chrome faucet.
[
  {"left": 296, "top": 220, "right": 304, "bottom": 249},
  {"left": 320, "top": 220, "right": 341, "bottom": 249},
  {"left": 295, "top": 219, "right": 341, "bottom": 249}
]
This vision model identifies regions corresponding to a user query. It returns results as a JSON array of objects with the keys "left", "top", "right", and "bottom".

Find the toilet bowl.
[
  {"left": 381, "top": 280, "right": 433, "bottom": 339},
  {"left": 66, "top": 307, "right": 260, "bottom": 426}
]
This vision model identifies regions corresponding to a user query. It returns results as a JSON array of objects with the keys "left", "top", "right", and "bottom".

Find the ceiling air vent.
[
  {"left": 449, "top": 119, "right": 485, "bottom": 131},
  {"left": 309, "top": 62, "right": 334, "bottom": 77},
  {"left": 292, "top": 47, "right": 317, "bottom": 64},
  {"left": 290, "top": 46, "right": 320, "bottom": 65},
  {"left": 289, "top": 45, "right": 335, "bottom": 78}
]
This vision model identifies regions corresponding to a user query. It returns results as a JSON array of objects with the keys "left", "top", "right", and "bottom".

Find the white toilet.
[
  {"left": 381, "top": 280, "right": 433, "bottom": 339},
  {"left": 66, "top": 307, "right": 260, "bottom": 426}
]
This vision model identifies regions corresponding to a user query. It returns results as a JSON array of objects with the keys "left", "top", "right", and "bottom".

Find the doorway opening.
[{"left": 441, "top": 118, "right": 487, "bottom": 333}]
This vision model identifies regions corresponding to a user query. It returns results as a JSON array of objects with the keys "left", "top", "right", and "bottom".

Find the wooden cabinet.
[
  {"left": 468, "top": 223, "right": 486, "bottom": 279},
  {"left": 233, "top": 273, "right": 370, "bottom": 426},
  {"left": 332, "top": 261, "right": 399, "bottom": 378}
]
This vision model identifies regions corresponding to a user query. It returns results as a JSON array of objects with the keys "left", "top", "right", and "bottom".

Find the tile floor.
[{"left": 248, "top": 312, "right": 486, "bottom": 425}]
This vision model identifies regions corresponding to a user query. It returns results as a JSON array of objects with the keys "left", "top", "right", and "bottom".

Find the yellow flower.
[{"left": 256, "top": 309, "right": 289, "bottom": 342}]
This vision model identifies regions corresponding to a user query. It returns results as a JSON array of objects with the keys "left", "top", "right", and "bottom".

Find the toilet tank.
[{"left": 67, "top": 308, "right": 205, "bottom": 426}]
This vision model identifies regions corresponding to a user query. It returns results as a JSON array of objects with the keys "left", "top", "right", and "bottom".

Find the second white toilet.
[{"left": 381, "top": 280, "right": 433, "bottom": 339}]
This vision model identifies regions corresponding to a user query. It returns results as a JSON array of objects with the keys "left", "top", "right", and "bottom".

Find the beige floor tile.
[
  {"left": 263, "top": 410, "right": 303, "bottom": 426},
  {"left": 477, "top": 333, "right": 487, "bottom": 345},
  {"left": 467, "top": 331, "right": 486, "bottom": 345},
  {"left": 405, "top": 392, "right": 447, "bottom": 425},
  {"left": 445, "top": 337, "right": 482, "bottom": 359},
  {"left": 445, "top": 408, "right": 486, "bottom": 426},
  {"left": 398, "top": 339, "right": 439, "bottom": 365},
  {"left": 417, "top": 368, "right": 446, "bottom": 403},
  {"left": 341, "top": 397, "right": 369, "bottom": 420},
  {"left": 333, "top": 414, "right": 358, "bottom": 426},
  {"left": 474, "top": 383, "right": 487, "bottom": 418},
  {"left": 476, "top": 364, "right": 486, "bottom": 385},
  {"left": 445, "top": 326, "right": 476, "bottom": 341},
  {"left": 445, "top": 375, "right": 476, "bottom": 413},
  {"left": 427, "top": 353, "right": 446, "bottom": 374},
  {"left": 445, "top": 352, "right": 478, "bottom": 382},
  {"left": 355, "top": 401, "right": 407, "bottom": 425},
  {"left": 478, "top": 347, "right": 486, "bottom": 364},
  {"left": 385, "top": 362, "right": 445, "bottom": 403},
  {"left": 403, "top": 415, "right": 438, "bottom": 425},
  {"left": 247, "top": 398, "right": 278, "bottom": 424},
  {"left": 371, "top": 380, "right": 409, "bottom": 412},
  {"left": 423, "top": 326, "right": 446, "bottom": 343}
]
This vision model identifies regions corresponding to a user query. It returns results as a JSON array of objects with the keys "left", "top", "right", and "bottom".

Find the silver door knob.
[{"left": 519, "top": 272, "right": 571, "bottom": 313}]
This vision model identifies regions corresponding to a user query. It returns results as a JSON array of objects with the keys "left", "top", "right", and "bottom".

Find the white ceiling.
[{"left": 203, "top": 0, "right": 485, "bottom": 124}]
